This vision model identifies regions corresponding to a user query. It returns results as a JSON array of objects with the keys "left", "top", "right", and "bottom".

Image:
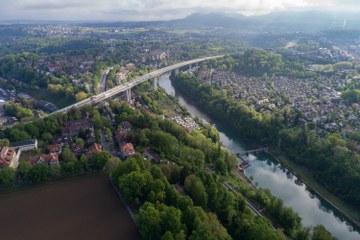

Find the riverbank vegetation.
[
  {"left": 110, "top": 102, "right": 334, "bottom": 240},
  {"left": 0, "top": 97, "right": 336, "bottom": 239},
  {"left": 171, "top": 72, "right": 360, "bottom": 221}
]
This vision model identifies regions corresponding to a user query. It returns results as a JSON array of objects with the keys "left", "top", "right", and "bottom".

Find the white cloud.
[{"left": 0, "top": 0, "right": 357, "bottom": 21}]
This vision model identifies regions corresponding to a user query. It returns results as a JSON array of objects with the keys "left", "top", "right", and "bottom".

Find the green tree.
[
  {"left": 30, "top": 164, "right": 50, "bottom": 183},
  {"left": 17, "top": 161, "right": 32, "bottom": 181},
  {"left": 312, "top": 225, "right": 336, "bottom": 240},
  {"left": 161, "top": 205, "right": 183, "bottom": 234},
  {"left": 92, "top": 151, "right": 111, "bottom": 171},
  {"left": 137, "top": 202, "right": 162, "bottom": 240},
  {"left": 119, "top": 171, "right": 153, "bottom": 203},
  {"left": 0, "top": 167, "right": 16, "bottom": 185},
  {"left": 61, "top": 146, "right": 77, "bottom": 162}
]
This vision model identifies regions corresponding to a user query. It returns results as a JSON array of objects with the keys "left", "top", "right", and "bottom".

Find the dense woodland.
[
  {"left": 207, "top": 50, "right": 317, "bottom": 78},
  {"left": 172, "top": 73, "right": 360, "bottom": 213}
]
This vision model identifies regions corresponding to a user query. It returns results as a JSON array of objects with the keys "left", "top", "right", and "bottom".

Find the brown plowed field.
[{"left": 0, "top": 174, "right": 141, "bottom": 240}]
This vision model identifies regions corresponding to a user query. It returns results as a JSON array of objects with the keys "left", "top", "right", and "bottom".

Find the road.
[
  {"left": 45, "top": 55, "right": 224, "bottom": 118},
  {"left": 100, "top": 129, "right": 116, "bottom": 156},
  {"left": 98, "top": 67, "right": 112, "bottom": 93}
]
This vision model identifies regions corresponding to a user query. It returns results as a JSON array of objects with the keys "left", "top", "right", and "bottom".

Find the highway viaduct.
[{"left": 45, "top": 55, "right": 224, "bottom": 118}]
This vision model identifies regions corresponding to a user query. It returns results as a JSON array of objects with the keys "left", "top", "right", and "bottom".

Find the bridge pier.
[
  {"left": 174, "top": 68, "right": 179, "bottom": 76},
  {"left": 151, "top": 77, "right": 158, "bottom": 91},
  {"left": 189, "top": 64, "right": 192, "bottom": 71},
  {"left": 125, "top": 88, "right": 132, "bottom": 103}
]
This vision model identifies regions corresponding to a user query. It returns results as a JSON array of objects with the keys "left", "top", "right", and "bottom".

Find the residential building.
[
  {"left": 10, "top": 139, "right": 38, "bottom": 151},
  {"left": 28, "top": 154, "right": 59, "bottom": 166},
  {"left": 0, "top": 147, "right": 18, "bottom": 168},
  {"left": 120, "top": 143, "right": 135, "bottom": 160},
  {"left": 48, "top": 144, "right": 62, "bottom": 155},
  {"left": 86, "top": 143, "right": 103, "bottom": 158}
]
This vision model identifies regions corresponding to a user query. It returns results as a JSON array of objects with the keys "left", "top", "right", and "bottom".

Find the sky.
[{"left": 0, "top": 0, "right": 359, "bottom": 21}]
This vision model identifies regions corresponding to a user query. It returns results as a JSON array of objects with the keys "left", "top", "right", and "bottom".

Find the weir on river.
[{"left": 158, "top": 73, "right": 360, "bottom": 240}]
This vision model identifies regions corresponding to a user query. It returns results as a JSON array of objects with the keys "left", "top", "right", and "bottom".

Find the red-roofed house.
[
  {"left": 120, "top": 143, "right": 135, "bottom": 160},
  {"left": 48, "top": 144, "right": 62, "bottom": 155},
  {"left": 0, "top": 147, "right": 18, "bottom": 168},
  {"left": 28, "top": 154, "right": 59, "bottom": 166},
  {"left": 86, "top": 143, "right": 103, "bottom": 158}
]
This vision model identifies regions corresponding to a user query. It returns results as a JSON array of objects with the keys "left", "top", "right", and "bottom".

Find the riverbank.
[
  {"left": 269, "top": 149, "right": 360, "bottom": 228},
  {"left": 161, "top": 74, "right": 360, "bottom": 239}
]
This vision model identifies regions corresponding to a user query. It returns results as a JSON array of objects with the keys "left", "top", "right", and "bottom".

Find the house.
[
  {"left": 62, "top": 118, "right": 94, "bottom": 141},
  {"left": 119, "top": 121, "right": 132, "bottom": 132},
  {"left": 48, "top": 144, "right": 62, "bottom": 155},
  {"left": 28, "top": 154, "right": 59, "bottom": 166},
  {"left": 52, "top": 135, "right": 67, "bottom": 145},
  {"left": 114, "top": 129, "right": 128, "bottom": 144},
  {"left": 10, "top": 139, "right": 38, "bottom": 151},
  {"left": 120, "top": 143, "right": 135, "bottom": 160},
  {"left": 86, "top": 143, "right": 103, "bottom": 158},
  {"left": 0, "top": 147, "right": 18, "bottom": 168},
  {"left": 71, "top": 143, "right": 84, "bottom": 156}
]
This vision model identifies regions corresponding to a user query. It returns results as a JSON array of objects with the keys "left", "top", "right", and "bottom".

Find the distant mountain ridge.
[
  {"left": 170, "top": 11, "right": 360, "bottom": 32},
  {"left": 12, "top": 11, "right": 359, "bottom": 34}
]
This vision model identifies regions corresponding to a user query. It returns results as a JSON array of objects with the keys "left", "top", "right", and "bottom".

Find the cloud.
[{"left": 0, "top": 0, "right": 358, "bottom": 21}]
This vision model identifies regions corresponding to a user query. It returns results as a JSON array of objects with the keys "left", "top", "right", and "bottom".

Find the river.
[{"left": 158, "top": 73, "right": 360, "bottom": 240}]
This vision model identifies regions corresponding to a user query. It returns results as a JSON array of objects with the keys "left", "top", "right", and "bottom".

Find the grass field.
[
  {"left": 20, "top": 87, "right": 75, "bottom": 108},
  {"left": 0, "top": 174, "right": 141, "bottom": 240}
]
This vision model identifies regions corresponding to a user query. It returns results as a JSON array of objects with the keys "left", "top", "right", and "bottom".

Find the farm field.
[{"left": 0, "top": 174, "right": 141, "bottom": 240}]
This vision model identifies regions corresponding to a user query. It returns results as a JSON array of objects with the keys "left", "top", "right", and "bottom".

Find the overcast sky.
[{"left": 0, "top": 0, "right": 359, "bottom": 21}]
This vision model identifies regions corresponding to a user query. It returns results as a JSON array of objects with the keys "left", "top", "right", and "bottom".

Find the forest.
[{"left": 207, "top": 49, "right": 317, "bottom": 78}]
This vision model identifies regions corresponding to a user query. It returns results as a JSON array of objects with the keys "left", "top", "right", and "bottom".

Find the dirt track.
[{"left": 0, "top": 174, "right": 141, "bottom": 240}]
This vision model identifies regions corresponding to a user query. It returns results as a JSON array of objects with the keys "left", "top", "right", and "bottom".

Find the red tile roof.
[
  {"left": 48, "top": 144, "right": 62, "bottom": 153},
  {"left": 86, "top": 143, "right": 102, "bottom": 157},
  {"left": 28, "top": 154, "right": 59, "bottom": 165},
  {"left": 120, "top": 143, "right": 135, "bottom": 156},
  {"left": 0, "top": 147, "right": 16, "bottom": 168}
]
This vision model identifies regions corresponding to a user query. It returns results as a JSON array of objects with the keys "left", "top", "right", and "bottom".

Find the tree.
[
  {"left": 0, "top": 167, "right": 16, "bottom": 185},
  {"left": 75, "top": 91, "right": 88, "bottom": 102},
  {"left": 312, "top": 225, "right": 336, "bottom": 240},
  {"left": 30, "top": 164, "right": 50, "bottom": 183},
  {"left": 119, "top": 171, "right": 153, "bottom": 203},
  {"left": 162, "top": 231, "right": 175, "bottom": 240},
  {"left": 184, "top": 175, "right": 208, "bottom": 208},
  {"left": 17, "top": 161, "right": 32, "bottom": 181},
  {"left": 161, "top": 205, "right": 183, "bottom": 234},
  {"left": 79, "top": 154, "right": 89, "bottom": 172},
  {"left": 341, "top": 89, "right": 360, "bottom": 104},
  {"left": 61, "top": 146, "right": 77, "bottom": 162},
  {"left": 0, "top": 138, "right": 10, "bottom": 148},
  {"left": 137, "top": 202, "right": 162, "bottom": 240},
  {"left": 92, "top": 151, "right": 111, "bottom": 171}
]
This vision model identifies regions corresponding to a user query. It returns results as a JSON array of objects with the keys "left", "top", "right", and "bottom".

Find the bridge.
[
  {"left": 237, "top": 148, "right": 269, "bottom": 157},
  {"left": 45, "top": 55, "right": 224, "bottom": 118}
]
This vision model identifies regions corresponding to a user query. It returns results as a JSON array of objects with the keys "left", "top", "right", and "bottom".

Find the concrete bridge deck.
[{"left": 45, "top": 55, "right": 224, "bottom": 118}]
